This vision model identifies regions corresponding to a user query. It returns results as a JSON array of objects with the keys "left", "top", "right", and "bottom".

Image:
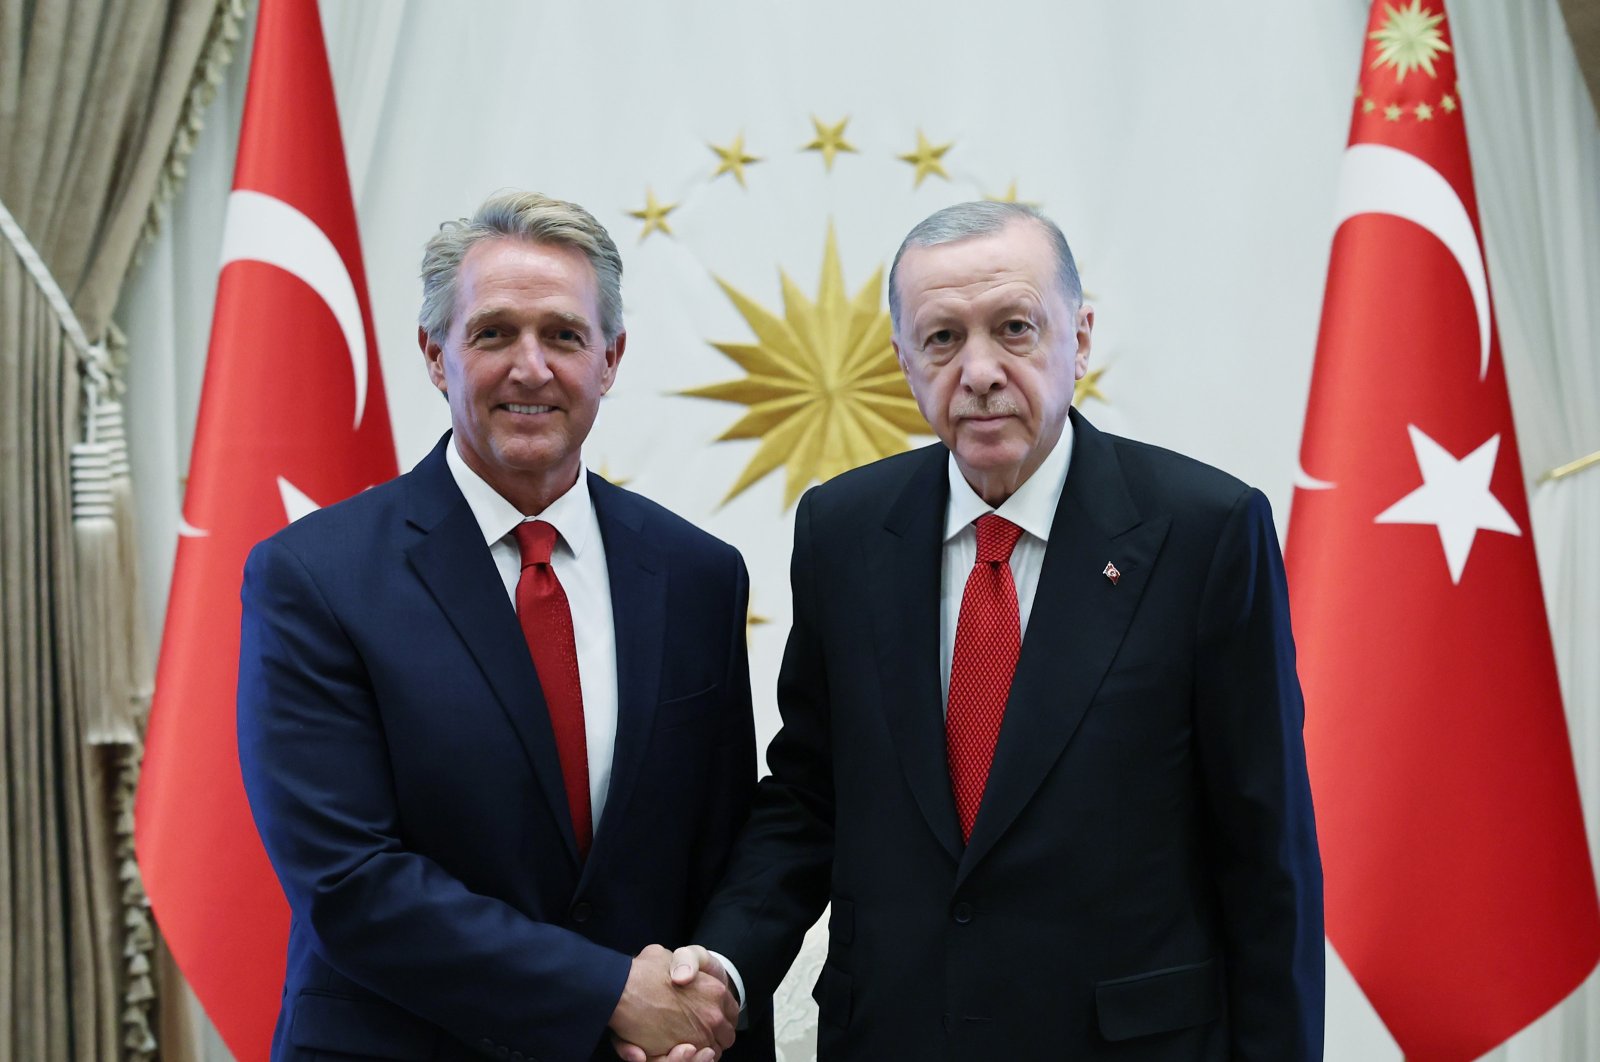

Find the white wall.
[{"left": 118, "top": 1, "right": 1600, "bottom": 1058}]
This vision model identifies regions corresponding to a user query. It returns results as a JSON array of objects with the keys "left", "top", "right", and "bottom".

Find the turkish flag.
[
  {"left": 133, "top": 0, "right": 397, "bottom": 1056},
  {"left": 1289, "top": 2, "right": 1600, "bottom": 1059}
]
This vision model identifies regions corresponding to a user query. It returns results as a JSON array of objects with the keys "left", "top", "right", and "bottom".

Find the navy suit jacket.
[
  {"left": 238, "top": 435, "right": 773, "bottom": 1062},
  {"left": 697, "top": 410, "right": 1324, "bottom": 1060}
]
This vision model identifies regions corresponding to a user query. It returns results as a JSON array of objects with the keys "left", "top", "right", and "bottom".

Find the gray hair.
[
  {"left": 419, "top": 190, "right": 625, "bottom": 345},
  {"left": 887, "top": 201, "right": 1082, "bottom": 331}
]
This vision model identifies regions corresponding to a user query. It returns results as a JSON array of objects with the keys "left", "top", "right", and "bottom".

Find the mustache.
[{"left": 951, "top": 396, "right": 1021, "bottom": 419}]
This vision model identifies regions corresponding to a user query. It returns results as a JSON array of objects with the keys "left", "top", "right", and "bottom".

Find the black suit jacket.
[
  {"left": 238, "top": 434, "right": 774, "bottom": 1062},
  {"left": 698, "top": 410, "right": 1323, "bottom": 1060}
]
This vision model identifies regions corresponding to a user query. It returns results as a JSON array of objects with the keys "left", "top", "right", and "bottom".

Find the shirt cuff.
[{"left": 706, "top": 950, "right": 746, "bottom": 1015}]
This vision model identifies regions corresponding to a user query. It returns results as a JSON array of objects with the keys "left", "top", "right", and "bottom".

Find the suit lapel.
[
  {"left": 868, "top": 445, "right": 965, "bottom": 864},
  {"left": 402, "top": 437, "right": 581, "bottom": 867},
  {"left": 582, "top": 475, "right": 666, "bottom": 882},
  {"left": 956, "top": 413, "right": 1171, "bottom": 887}
]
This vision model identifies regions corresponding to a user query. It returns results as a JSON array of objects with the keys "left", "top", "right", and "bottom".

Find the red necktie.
[
  {"left": 947, "top": 513, "right": 1025, "bottom": 842},
  {"left": 513, "top": 520, "right": 592, "bottom": 859}
]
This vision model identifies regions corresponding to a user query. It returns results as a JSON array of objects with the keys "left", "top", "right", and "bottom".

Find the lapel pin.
[{"left": 1102, "top": 562, "right": 1121, "bottom": 586}]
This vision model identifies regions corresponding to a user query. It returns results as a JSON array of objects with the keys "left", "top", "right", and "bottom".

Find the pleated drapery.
[
  {"left": 1460, "top": 0, "right": 1600, "bottom": 1055},
  {"left": 0, "top": 0, "right": 248, "bottom": 1057}
]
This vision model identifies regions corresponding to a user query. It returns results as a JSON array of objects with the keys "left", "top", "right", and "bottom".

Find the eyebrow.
[
  {"left": 462, "top": 306, "right": 508, "bottom": 333},
  {"left": 463, "top": 307, "right": 594, "bottom": 333},
  {"left": 912, "top": 294, "right": 1044, "bottom": 333},
  {"left": 984, "top": 293, "right": 1044, "bottom": 316},
  {"left": 546, "top": 311, "right": 592, "bottom": 331}
]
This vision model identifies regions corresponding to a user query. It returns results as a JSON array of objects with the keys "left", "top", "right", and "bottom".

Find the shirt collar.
[
  {"left": 445, "top": 435, "right": 596, "bottom": 558},
  {"left": 944, "top": 415, "right": 1075, "bottom": 545}
]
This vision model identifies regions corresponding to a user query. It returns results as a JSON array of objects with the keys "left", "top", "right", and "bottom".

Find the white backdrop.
[{"left": 117, "top": 1, "right": 1600, "bottom": 1058}]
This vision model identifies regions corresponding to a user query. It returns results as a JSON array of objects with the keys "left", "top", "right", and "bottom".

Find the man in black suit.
[
  {"left": 237, "top": 191, "right": 769, "bottom": 1062},
  {"left": 635, "top": 201, "right": 1323, "bottom": 1060}
]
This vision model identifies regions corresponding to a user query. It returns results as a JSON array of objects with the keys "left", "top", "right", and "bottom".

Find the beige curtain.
[
  {"left": 1560, "top": 0, "right": 1600, "bottom": 113},
  {"left": 0, "top": 0, "right": 246, "bottom": 1058}
]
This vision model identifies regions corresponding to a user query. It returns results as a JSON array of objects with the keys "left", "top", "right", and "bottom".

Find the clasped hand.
[{"left": 609, "top": 944, "right": 735, "bottom": 1062}]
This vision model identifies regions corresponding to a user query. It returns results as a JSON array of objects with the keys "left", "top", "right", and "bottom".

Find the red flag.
[
  {"left": 134, "top": 0, "right": 397, "bottom": 1056},
  {"left": 1289, "top": 2, "right": 1600, "bottom": 1058}
]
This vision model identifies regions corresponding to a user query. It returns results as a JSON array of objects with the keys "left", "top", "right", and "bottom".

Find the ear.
[
  {"left": 599, "top": 331, "right": 627, "bottom": 395},
  {"left": 892, "top": 335, "right": 910, "bottom": 378},
  {"left": 419, "top": 326, "right": 449, "bottom": 396},
  {"left": 1073, "top": 303, "right": 1095, "bottom": 381}
]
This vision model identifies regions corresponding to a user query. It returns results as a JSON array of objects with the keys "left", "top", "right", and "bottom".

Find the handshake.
[{"left": 608, "top": 944, "right": 739, "bottom": 1062}]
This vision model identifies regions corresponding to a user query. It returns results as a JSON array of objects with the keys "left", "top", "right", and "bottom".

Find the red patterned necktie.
[
  {"left": 947, "top": 513, "right": 1026, "bottom": 842},
  {"left": 513, "top": 520, "right": 591, "bottom": 859}
]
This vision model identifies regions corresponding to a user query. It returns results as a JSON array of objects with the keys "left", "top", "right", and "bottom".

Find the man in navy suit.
[
  {"left": 238, "top": 191, "right": 767, "bottom": 1062},
  {"left": 637, "top": 201, "right": 1323, "bottom": 1060}
]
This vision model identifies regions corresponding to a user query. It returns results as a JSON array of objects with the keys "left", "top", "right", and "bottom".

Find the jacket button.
[
  {"left": 571, "top": 901, "right": 593, "bottom": 924},
  {"left": 952, "top": 901, "right": 974, "bottom": 925}
]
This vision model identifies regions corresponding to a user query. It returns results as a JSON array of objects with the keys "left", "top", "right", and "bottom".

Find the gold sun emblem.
[
  {"left": 1075, "top": 364, "right": 1109, "bottom": 406},
  {"left": 1369, "top": 0, "right": 1451, "bottom": 82},
  {"left": 680, "top": 226, "right": 926, "bottom": 508}
]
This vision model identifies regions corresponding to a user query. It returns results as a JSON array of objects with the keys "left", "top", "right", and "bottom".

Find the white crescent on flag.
[
  {"left": 1294, "top": 463, "right": 1337, "bottom": 492},
  {"left": 1333, "top": 143, "right": 1492, "bottom": 381},
  {"left": 219, "top": 188, "right": 371, "bottom": 428}
]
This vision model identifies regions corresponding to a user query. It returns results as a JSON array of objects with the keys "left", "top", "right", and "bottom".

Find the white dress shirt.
[
  {"left": 449, "top": 442, "right": 750, "bottom": 1009},
  {"left": 446, "top": 440, "right": 619, "bottom": 830},
  {"left": 719, "top": 426, "right": 1078, "bottom": 1013},
  {"left": 940, "top": 420, "right": 1075, "bottom": 705}
]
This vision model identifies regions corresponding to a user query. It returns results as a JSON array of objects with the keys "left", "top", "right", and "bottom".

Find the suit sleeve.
[
  {"left": 236, "top": 535, "right": 631, "bottom": 1062},
  {"left": 684, "top": 554, "right": 779, "bottom": 1046},
  {"left": 1192, "top": 487, "right": 1325, "bottom": 1060},
  {"left": 686, "top": 554, "right": 758, "bottom": 924},
  {"left": 695, "top": 490, "right": 836, "bottom": 1002}
]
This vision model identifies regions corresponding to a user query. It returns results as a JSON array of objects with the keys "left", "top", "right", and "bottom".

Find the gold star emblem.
[
  {"left": 1440, "top": 93, "right": 1457, "bottom": 113},
  {"left": 985, "top": 180, "right": 1038, "bottom": 206},
  {"left": 680, "top": 226, "right": 926, "bottom": 507},
  {"left": 627, "top": 188, "right": 678, "bottom": 241},
  {"left": 801, "top": 116, "right": 858, "bottom": 171},
  {"left": 1369, "top": 0, "right": 1452, "bottom": 82},
  {"left": 897, "top": 130, "right": 953, "bottom": 188},
  {"left": 596, "top": 460, "right": 631, "bottom": 488},
  {"left": 1362, "top": 99, "right": 1377, "bottom": 114},
  {"left": 710, "top": 133, "right": 761, "bottom": 187},
  {"left": 1384, "top": 104, "right": 1403, "bottom": 122},
  {"left": 747, "top": 601, "right": 770, "bottom": 635},
  {"left": 1074, "top": 364, "right": 1110, "bottom": 406},
  {"left": 1414, "top": 102, "right": 1434, "bottom": 121}
]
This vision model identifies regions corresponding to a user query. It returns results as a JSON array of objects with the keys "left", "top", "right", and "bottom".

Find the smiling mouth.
[{"left": 503, "top": 403, "right": 556, "bottom": 415}]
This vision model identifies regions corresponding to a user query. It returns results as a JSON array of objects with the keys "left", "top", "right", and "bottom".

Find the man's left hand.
[{"left": 612, "top": 946, "right": 729, "bottom": 1062}]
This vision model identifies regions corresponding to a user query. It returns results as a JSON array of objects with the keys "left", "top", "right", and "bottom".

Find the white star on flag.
[
  {"left": 1374, "top": 425, "right": 1520, "bottom": 584},
  {"left": 277, "top": 476, "right": 324, "bottom": 524}
]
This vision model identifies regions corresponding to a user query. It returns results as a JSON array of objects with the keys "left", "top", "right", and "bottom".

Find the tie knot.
[
  {"left": 974, "top": 513, "right": 1024, "bottom": 564},
  {"left": 513, "top": 520, "right": 558, "bottom": 567}
]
